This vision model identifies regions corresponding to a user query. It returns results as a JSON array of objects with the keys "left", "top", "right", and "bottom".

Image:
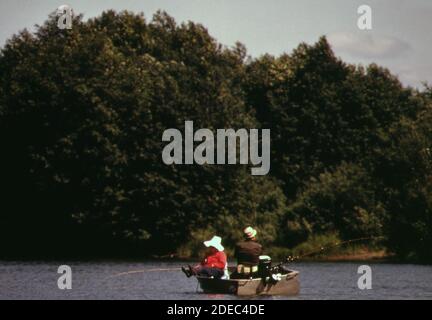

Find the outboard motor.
[{"left": 258, "top": 255, "right": 272, "bottom": 278}]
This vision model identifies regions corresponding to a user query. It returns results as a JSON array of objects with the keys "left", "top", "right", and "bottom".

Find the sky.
[{"left": 0, "top": 0, "right": 431, "bottom": 88}]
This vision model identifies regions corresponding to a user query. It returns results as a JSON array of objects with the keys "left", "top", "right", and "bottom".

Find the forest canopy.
[{"left": 0, "top": 10, "right": 431, "bottom": 261}]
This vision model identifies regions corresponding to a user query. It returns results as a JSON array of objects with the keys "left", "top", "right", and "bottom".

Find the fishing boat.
[{"left": 196, "top": 268, "right": 300, "bottom": 296}]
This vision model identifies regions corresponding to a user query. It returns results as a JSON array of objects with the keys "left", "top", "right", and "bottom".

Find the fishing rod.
[
  {"left": 284, "top": 235, "right": 385, "bottom": 263},
  {"left": 106, "top": 267, "right": 180, "bottom": 279}
]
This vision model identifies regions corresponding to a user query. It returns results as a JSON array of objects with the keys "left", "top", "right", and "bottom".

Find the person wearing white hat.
[
  {"left": 182, "top": 235, "right": 227, "bottom": 278},
  {"left": 231, "top": 226, "right": 263, "bottom": 279}
]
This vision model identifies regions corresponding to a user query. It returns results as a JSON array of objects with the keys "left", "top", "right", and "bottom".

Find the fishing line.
[
  {"left": 285, "top": 236, "right": 385, "bottom": 263},
  {"left": 106, "top": 267, "right": 181, "bottom": 279}
]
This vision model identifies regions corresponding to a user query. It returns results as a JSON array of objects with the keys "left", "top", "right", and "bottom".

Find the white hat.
[
  {"left": 244, "top": 226, "right": 257, "bottom": 239},
  {"left": 203, "top": 236, "right": 224, "bottom": 251}
]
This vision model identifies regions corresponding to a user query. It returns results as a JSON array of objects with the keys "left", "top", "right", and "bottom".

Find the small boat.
[{"left": 196, "top": 268, "right": 300, "bottom": 296}]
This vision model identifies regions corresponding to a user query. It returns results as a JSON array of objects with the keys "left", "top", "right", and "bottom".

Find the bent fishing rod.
[
  {"left": 283, "top": 235, "right": 385, "bottom": 264},
  {"left": 106, "top": 267, "right": 181, "bottom": 279}
]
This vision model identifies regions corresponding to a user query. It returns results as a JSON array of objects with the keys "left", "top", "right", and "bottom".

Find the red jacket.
[{"left": 201, "top": 251, "right": 227, "bottom": 270}]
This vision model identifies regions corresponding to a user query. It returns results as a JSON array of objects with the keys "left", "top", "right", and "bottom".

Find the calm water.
[{"left": 1, "top": 261, "right": 431, "bottom": 300}]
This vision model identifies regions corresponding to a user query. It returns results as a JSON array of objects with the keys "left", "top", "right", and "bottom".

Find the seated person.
[
  {"left": 182, "top": 235, "right": 227, "bottom": 279},
  {"left": 231, "top": 226, "right": 263, "bottom": 278}
]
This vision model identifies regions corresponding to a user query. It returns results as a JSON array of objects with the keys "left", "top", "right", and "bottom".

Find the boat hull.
[{"left": 197, "top": 270, "right": 300, "bottom": 296}]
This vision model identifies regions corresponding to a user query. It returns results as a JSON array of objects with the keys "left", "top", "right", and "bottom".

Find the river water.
[{"left": 1, "top": 261, "right": 431, "bottom": 300}]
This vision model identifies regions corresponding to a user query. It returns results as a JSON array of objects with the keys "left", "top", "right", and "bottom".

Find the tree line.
[{"left": 0, "top": 11, "right": 431, "bottom": 261}]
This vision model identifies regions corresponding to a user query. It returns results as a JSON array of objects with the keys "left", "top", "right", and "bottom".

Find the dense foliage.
[{"left": 0, "top": 11, "right": 431, "bottom": 261}]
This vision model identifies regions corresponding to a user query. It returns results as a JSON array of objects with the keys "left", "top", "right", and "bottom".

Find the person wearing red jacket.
[{"left": 182, "top": 236, "right": 227, "bottom": 278}]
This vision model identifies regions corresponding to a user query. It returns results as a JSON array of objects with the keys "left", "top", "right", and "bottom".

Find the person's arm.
[
  {"left": 200, "top": 257, "right": 207, "bottom": 266},
  {"left": 199, "top": 252, "right": 209, "bottom": 266}
]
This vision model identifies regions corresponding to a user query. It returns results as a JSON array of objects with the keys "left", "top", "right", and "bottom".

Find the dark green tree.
[{"left": 0, "top": 11, "right": 287, "bottom": 257}]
